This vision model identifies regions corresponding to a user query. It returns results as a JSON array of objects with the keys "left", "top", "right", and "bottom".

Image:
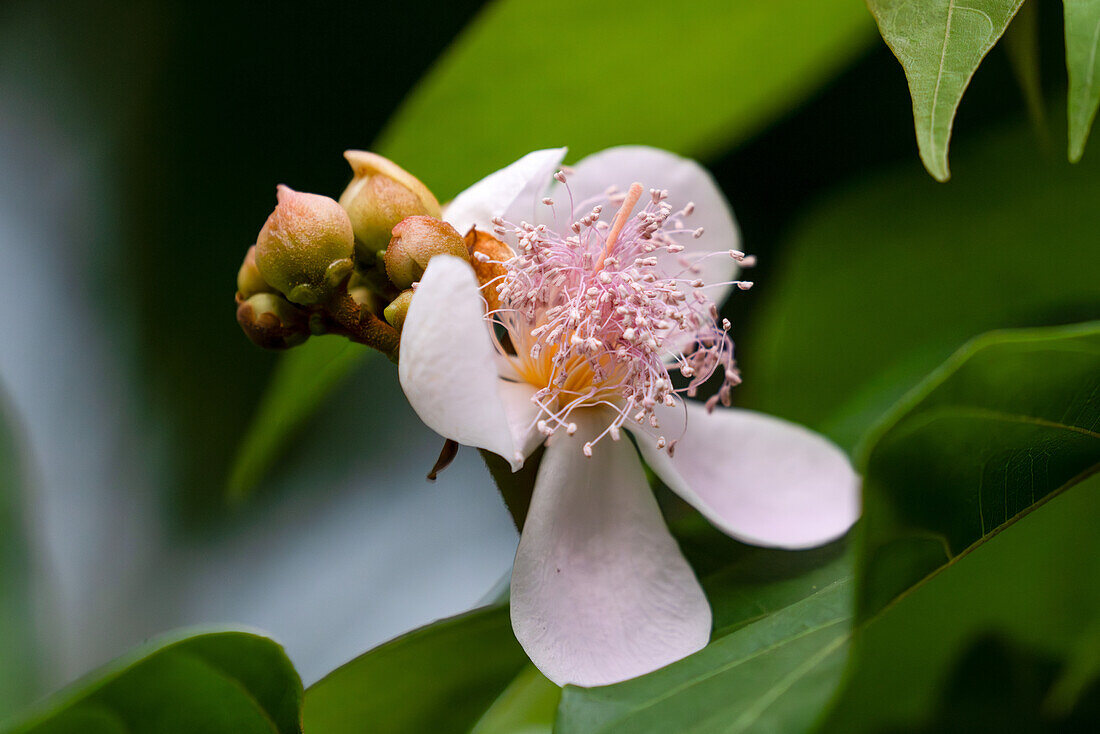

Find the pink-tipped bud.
[
  {"left": 383, "top": 216, "right": 467, "bottom": 289},
  {"left": 255, "top": 185, "right": 355, "bottom": 306},
  {"left": 339, "top": 151, "right": 441, "bottom": 260}
]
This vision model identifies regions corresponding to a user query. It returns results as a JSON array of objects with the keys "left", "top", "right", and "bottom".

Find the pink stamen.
[{"left": 480, "top": 170, "right": 748, "bottom": 455}]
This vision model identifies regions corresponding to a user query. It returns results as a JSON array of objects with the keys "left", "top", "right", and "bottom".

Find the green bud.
[
  {"left": 339, "top": 151, "right": 441, "bottom": 260},
  {"left": 236, "top": 245, "right": 275, "bottom": 299},
  {"left": 383, "top": 216, "right": 468, "bottom": 289},
  {"left": 236, "top": 292, "right": 310, "bottom": 350},
  {"left": 383, "top": 289, "right": 415, "bottom": 330},
  {"left": 255, "top": 185, "right": 355, "bottom": 306}
]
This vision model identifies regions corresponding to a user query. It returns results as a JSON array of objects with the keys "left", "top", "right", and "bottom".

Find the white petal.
[
  {"left": 398, "top": 255, "right": 539, "bottom": 470},
  {"left": 510, "top": 408, "right": 710, "bottom": 687},
  {"left": 553, "top": 146, "right": 741, "bottom": 303},
  {"left": 497, "top": 378, "right": 545, "bottom": 462},
  {"left": 636, "top": 402, "right": 860, "bottom": 550},
  {"left": 444, "top": 148, "right": 567, "bottom": 235}
]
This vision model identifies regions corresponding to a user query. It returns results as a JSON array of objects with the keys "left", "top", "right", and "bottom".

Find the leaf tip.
[
  {"left": 921, "top": 157, "right": 951, "bottom": 183},
  {"left": 1067, "top": 136, "right": 1086, "bottom": 164},
  {"left": 916, "top": 135, "right": 951, "bottom": 182}
]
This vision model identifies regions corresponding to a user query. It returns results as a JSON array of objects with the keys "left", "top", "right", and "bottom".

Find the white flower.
[{"left": 398, "top": 147, "right": 860, "bottom": 687}]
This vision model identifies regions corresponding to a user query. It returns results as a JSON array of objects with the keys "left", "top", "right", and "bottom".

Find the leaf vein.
[
  {"left": 727, "top": 632, "right": 850, "bottom": 734},
  {"left": 590, "top": 578, "right": 853, "bottom": 732},
  {"left": 928, "top": 0, "right": 957, "bottom": 159}
]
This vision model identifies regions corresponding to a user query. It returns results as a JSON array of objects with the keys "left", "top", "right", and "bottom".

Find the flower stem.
[{"left": 325, "top": 288, "right": 401, "bottom": 361}]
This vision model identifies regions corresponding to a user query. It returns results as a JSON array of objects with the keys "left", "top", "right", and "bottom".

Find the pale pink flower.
[{"left": 398, "top": 147, "right": 859, "bottom": 687}]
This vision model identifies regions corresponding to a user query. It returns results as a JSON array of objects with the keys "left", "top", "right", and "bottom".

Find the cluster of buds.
[{"left": 234, "top": 152, "right": 469, "bottom": 360}]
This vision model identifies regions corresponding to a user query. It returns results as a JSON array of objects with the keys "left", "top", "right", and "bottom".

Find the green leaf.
[
  {"left": 821, "top": 471, "right": 1100, "bottom": 733},
  {"left": 866, "top": 0, "right": 1025, "bottom": 180},
  {"left": 226, "top": 338, "right": 369, "bottom": 502},
  {"left": 2, "top": 630, "right": 303, "bottom": 734},
  {"left": 378, "top": 0, "right": 876, "bottom": 199},
  {"left": 703, "top": 545, "right": 853, "bottom": 637},
  {"left": 556, "top": 578, "right": 853, "bottom": 734},
  {"left": 855, "top": 322, "right": 1100, "bottom": 616},
  {"left": 1064, "top": 0, "right": 1100, "bottom": 161},
  {"left": 0, "top": 390, "right": 40, "bottom": 719},
  {"left": 303, "top": 605, "right": 528, "bottom": 734},
  {"left": 470, "top": 665, "right": 560, "bottom": 734},
  {"left": 234, "top": 0, "right": 878, "bottom": 490},
  {"left": 739, "top": 119, "right": 1100, "bottom": 449}
]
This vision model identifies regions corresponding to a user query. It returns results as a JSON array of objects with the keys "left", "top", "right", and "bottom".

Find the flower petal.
[
  {"left": 444, "top": 148, "right": 567, "bottom": 236},
  {"left": 636, "top": 401, "right": 860, "bottom": 550},
  {"left": 510, "top": 408, "right": 711, "bottom": 687},
  {"left": 398, "top": 255, "right": 539, "bottom": 470},
  {"left": 552, "top": 146, "right": 741, "bottom": 303}
]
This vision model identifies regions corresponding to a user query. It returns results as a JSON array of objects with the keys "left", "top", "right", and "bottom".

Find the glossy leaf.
[
  {"left": 703, "top": 545, "right": 853, "bottom": 637},
  {"left": 226, "top": 338, "right": 368, "bottom": 501},
  {"left": 556, "top": 578, "right": 853, "bottom": 734},
  {"left": 0, "top": 391, "right": 39, "bottom": 719},
  {"left": 822, "top": 472, "right": 1100, "bottom": 732},
  {"left": 1065, "top": 0, "right": 1100, "bottom": 161},
  {"left": 867, "top": 0, "right": 1024, "bottom": 180},
  {"left": 739, "top": 120, "right": 1100, "bottom": 450},
  {"left": 303, "top": 605, "right": 528, "bottom": 734},
  {"left": 2, "top": 630, "right": 303, "bottom": 734},
  {"left": 855, "top": 322, "right": 1100, "bottom": 616},
  {"left": 234, "top": 0, "right": 877, "bottom": 497}
]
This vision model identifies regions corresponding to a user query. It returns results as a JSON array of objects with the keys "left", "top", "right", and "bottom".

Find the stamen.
[{"left": 481, "top": 175, "right": 749, "bottom": 456}]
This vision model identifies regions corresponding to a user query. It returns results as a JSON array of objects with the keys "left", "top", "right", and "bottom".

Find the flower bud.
[
  {"left": 339, "top": 151, "right": 441, "bottom": 260},
  {"left": 383, "top": 289, "right": 414, "bottom": 330},
  {"left": 383, "top": 216, "right": 467, "bottom": 289},
  {"left": 255, "top": 185, "right": 355, "bottom": 306},
  {"left": 236, "top": 292, "right": 310, "bottom": 350},
  {"left": 236, "top": 245, "right": 275, "bottom": 299}
]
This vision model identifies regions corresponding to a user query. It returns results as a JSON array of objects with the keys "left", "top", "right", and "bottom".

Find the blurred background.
[{"left": 1, "top": 0, "right": 1095, "bottom": 719}]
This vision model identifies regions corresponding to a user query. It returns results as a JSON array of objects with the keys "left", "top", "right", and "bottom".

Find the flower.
[{"left": 397, "top": 147, "right": 860, "bottom": 687}]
